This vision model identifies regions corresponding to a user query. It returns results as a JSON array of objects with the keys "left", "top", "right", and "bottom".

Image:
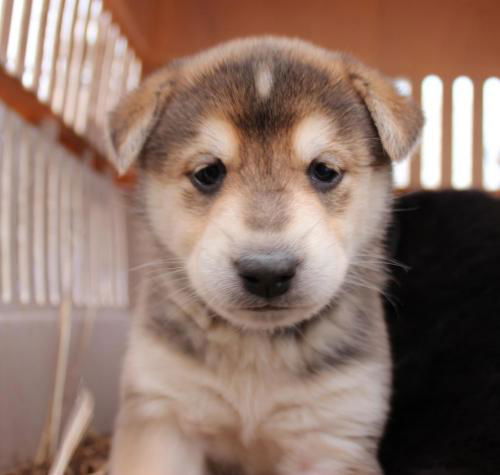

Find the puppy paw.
[{"left": 285, "top": 463, "right": 382, "bottom": 475}]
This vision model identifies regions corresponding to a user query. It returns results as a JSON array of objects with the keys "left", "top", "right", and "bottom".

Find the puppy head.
[{"left": 107, "top": 37, "right": 423, "bottom": 331}]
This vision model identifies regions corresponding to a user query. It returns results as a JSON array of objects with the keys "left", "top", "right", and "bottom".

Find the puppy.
[{"left": 106, "top": 36, "right": 423, "bottom": 475}]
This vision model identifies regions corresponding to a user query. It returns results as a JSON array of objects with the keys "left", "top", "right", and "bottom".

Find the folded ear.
[
  {"left": 105, "top": 68, "right": 175, "bottom": 175},
  {"left": 344, "top": 56, "right": 424, "bottom": 162}
]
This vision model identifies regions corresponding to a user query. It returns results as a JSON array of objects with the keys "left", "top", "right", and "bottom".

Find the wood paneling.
[{"left": 105, "top": 0, "right": 500, "bottom": 78}]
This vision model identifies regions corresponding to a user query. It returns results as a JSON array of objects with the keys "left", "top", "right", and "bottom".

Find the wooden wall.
[{"left": 105, "top": 0, "right": 500, "bottom": 79}]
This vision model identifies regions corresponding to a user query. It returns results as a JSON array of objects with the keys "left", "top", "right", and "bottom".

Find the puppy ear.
[
  {"left": 105, "top": 69, "right": 174, "bottom": 175},
  {"left": 345, "top": 56, "right": 424, "bottom": 161}
]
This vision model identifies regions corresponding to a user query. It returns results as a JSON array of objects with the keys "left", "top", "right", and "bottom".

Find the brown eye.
[
  {"left": 308, "top": 160, "right": 343, "bottom": 192},
  {"left": 191, "top": 160, "right": 226, "bottom": 194}
]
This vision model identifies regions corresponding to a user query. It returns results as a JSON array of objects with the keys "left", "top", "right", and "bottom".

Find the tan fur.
[
  {"left": 106, "top": 67, "right": 176, "bottom": 175},
  {"left": 107, "top": 36, "right": 423, "bottom": 475}
]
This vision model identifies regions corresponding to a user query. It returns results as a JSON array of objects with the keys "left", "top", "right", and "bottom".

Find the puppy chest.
[{"left": 175, "top": 367, "right": 317, "bottom": 445}]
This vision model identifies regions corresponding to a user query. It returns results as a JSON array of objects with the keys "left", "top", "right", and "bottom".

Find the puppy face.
[{"left": 108, "top": 37, "right": 423, "bottom": 330}]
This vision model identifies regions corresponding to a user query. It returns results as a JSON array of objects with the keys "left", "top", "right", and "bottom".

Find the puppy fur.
[{"left": 106, "top": 37, "right": 423, "bottom": 475}]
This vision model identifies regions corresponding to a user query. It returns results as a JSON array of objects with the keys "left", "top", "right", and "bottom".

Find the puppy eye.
[
  {"left": 191, "top": 159, "right": 227, "bottom": 193},
  {"left": 308, "top": 160, "right": 343, "bottom": 192}
]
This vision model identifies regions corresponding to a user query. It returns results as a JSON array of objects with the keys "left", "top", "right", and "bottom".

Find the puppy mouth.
[
  {"left": 206, "top": 299, "right": 330, "bottom": 331},
  {"left": 240, "top": 305, "right": 288, "bottom": 312}
]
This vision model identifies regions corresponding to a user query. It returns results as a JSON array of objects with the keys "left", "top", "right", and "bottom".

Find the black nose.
[{"left": 236, "top": 253, "right": 298, "bottom": 299}]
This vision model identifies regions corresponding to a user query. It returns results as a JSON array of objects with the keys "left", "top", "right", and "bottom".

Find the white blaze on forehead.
[
  {"left": 255, "top": 64, "right": 273, "bottom": 99},
  {"left": 196, "top": 118, "right": 238, "bottom": 159},
  {"left": 293, "top": 114, "right": 335, "bottom": 162}
]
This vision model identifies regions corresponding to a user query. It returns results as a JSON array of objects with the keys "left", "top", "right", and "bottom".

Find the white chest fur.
[{"left": 123, "top": 321, "right": 390, "bottom": 469}]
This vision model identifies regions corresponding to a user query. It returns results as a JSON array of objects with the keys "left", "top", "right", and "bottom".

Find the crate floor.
[{"left": 4, "top": 434, "right": 109, "bottom": 475}]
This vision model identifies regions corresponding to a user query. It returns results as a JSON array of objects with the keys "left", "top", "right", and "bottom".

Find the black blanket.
[{"left": 380, "top": 190, "right": 500, "bottom": 475}]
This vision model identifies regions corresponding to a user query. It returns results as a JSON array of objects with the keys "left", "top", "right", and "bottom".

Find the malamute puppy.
[{"left": 106, "top": 37, "right": 423, "bottom": 475}]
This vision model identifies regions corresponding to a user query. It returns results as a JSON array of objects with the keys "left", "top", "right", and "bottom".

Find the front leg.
[
  {"left": 278, "top": 435, "right": 382, "bottom": 475},
  {"left": 288, "top": 461, "right": 382, "bottom": 475},
  {"left": 110, "top": 399, "right": 205, "bottom": 475},
  {"left": 281, "top": 457, "right": 382, "bottom": 475}
]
